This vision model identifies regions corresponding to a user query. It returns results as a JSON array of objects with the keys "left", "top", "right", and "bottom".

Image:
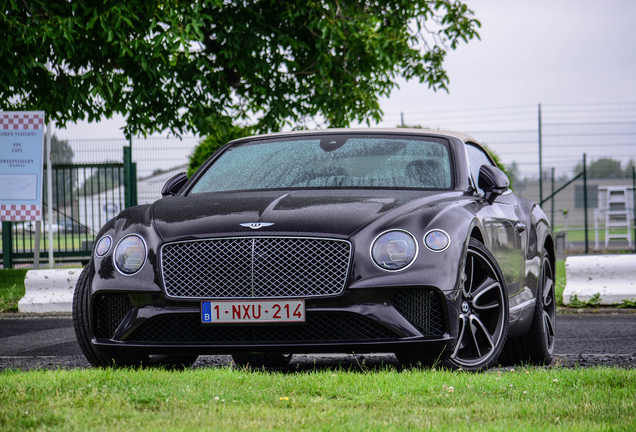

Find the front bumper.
[{"left": 90, "top": 288, "right": 453, "bottom": 357}]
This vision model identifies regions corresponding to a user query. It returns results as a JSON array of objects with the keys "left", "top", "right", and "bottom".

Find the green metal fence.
[{"left": 0, "top": 163, "right": 125, "bottom": 267}]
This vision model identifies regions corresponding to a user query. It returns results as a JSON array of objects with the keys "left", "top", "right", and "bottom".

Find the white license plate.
[{"left": 201, "top": 299, "right": 305, "bottom": 323}]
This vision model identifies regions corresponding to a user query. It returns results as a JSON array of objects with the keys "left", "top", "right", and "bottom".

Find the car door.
[{"left": 465, "top": 143, "right": 526, "bottom": 305}]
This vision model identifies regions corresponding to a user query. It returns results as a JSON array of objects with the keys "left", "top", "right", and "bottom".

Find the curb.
[
  {"left": 17, "top": 269, "right": 80, "bottom": 313},
  {"left": 563, "top": 255, "right": 636, "bottom": 305}
]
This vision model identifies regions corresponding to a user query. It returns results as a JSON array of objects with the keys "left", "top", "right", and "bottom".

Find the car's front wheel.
[
  {"left": 396, "top": 238, "right": 508, "bottom": 371},
  {"left": 72, "top": 264, "right": 198, "bottom": 369},
  {"left": 443, "top": 238, "right": 509, "bottom": 371}
]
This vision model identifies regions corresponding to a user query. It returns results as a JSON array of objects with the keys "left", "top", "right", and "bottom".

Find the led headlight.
[
  {"left": 371, "top": 230, "right": 418, "bottom": 271},
  {"left": 424, "top": 229, "right": 451, "bottom": 252},
  {"left": 95, "top": 236, "right": 112, "bottom": 257},
  {"left": 114, "top": 234, "right": 147, "bottom": 275}
]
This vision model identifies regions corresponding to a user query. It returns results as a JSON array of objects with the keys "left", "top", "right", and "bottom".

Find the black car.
[{"left": 73, "top": 129, "right": 555, "bottom": 371}]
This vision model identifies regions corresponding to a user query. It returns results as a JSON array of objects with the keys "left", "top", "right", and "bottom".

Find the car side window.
[{"left": 465, "top": 143, "right": 495, "bottom": 194}]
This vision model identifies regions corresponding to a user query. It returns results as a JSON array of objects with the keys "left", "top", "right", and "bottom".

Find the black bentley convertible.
[{"left": 73, "top": 129, "right": 555, "bottom": 370}]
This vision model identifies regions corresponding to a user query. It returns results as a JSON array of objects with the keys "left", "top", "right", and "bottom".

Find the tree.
[
  {"left": 76, "top": 163, "right": 123, "bottom": 196},
  {"left": 45, "top": 134, "right": 74, "bottom": 165},
  {"left": 188, "top": 122, "right": 254, "bottom": 176},
  {"left": 574, "top": 158, "right": 626, "bottom": 179},
  {"left": 626, "top": 159, "right": 635, "bottom": 178},
  {"left": 506, "top": 161, "right": 520, "bottom": 190},
  {"left": 1, "top": 1, "right": 480, "bottom": 137}
]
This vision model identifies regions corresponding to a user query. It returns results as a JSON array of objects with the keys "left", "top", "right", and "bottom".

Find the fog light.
[{"left": 424, "top": 229, "right": 451, "bottom": 252}]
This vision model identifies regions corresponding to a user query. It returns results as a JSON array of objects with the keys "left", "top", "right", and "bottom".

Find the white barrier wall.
[
  {"left": 18, "top": 269, "right": 81, "bottom": 313},
  {"left": 563, "top": 255, "right": 636, "bottom": 305}
]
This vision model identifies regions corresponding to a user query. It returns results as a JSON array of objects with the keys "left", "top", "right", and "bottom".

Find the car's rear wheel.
[
  {"left": 231, "top": 353, "right": 293, "bottom": 369},
  {"left": 73, "top": 264, "right": 198, "bottom": 369},
  {"left": 499, "top": 251, "right": 555, "bottom": 366},
  {"left": 443, "top": 238, "right": 508, "bottom": 371}
]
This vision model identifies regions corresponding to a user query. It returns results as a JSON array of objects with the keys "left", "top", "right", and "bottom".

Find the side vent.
[
  {"left": 392, "top": 289, "right": 445, "bottom": 336},
  {"left": 93, "top": 293, "right": 132, "bottom": 339}
]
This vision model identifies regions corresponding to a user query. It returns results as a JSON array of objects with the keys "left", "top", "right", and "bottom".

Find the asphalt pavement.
[{"left": 0, "top": 312, "right": 635, "bottom": 370}]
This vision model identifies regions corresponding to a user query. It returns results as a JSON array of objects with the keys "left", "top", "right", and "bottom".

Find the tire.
[
  {"left": 231, "top": 353, "right": 293, "bottom": 369},
  {"left": 499, "top": 251, "right": 555, "bottom": 366},
  {"left": 72, "top": 264, "right": 198, "bottom": 370},
  {"left": 442, "top": 238, "right": 509, "bottom": 371}
]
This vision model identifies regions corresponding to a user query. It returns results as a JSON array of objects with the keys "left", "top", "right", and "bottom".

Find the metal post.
[
  {"left": 551, "top": 167, "right": 555, "bottom": 226},
  {"left": 538, "top": 103, "right": 543, "bottom": 204},
  {"left": 124, "top": 145, "right": 132, "bottom": 209},
  {"left": 633, "top": 166, "right": 635, "bottom": 253},
  {"left": 401, "top": 112, "right": 405, "bottom": 127},
  {"left": 47, "top": 121, "right": 54, "bottom": 268},
  {"left": 2, "top": 221, "right": 13, "bottom": 269},
  {"left": 34, "top": 221, "right": 41, "bottom": 269},
  {"left": 123, "top": 138, "right": 138, "bottom": 209},
  {"left": 583, "top": 153, "right": 588, "bottom": 254}
]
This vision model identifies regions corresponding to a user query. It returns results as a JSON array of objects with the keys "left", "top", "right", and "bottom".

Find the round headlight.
[
  {"left": 424, "top": 229, "right": 451, "bottom": 252},
  {"left": 114, "top": 235, "right": 147, "bottom": 275},
  {"left": 95, "top": 236, "right": 112, "bottom": 257},
  {"left": 371, "top": 230, "right": 418, "bottom": 271}
]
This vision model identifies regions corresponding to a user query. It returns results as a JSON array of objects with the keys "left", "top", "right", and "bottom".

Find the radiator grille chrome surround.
[
  {"left": 161, "top": 237, "right": 352, "bottom": 299},
  {"left": 392, "top": 289, "right": 445, "bottom": 336}
]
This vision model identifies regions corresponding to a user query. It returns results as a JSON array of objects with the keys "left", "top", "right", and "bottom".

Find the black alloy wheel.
[
  {"left": 73, "top": 264, "right": 198, "bottom": 369},
  {"left": 443, "top": 238, "right": 508, "bottom": 371},
  {"left": 499, "top": 250, "right": 555, "bottom": 366},
  {"left": 536, "top": 253, "right": 557, "bottom": 359}
]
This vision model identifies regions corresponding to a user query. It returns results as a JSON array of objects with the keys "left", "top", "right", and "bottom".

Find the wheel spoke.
[
  {"left": 469, "top": 320, "right": 482, "bottom": 357},
  {"left": 543, "top": 278, "right": 554, "bottom": 307},
  {"left": 543, "top": 310, "right": 555, "bottom": 349},
  {"left": 462, "top": 256, "right": 474, "bottom": 297},
  {"left": 451, "top": 314, "right": 468, "bottom": 359},
  {"left": 470, "top": 314, "right": 495, "bottom": 352},
  {"left": 472, "top": 280, "right": 502, "bottom": 310}
]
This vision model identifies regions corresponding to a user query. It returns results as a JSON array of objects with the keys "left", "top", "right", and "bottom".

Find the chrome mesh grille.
[{"left": 161, "top": 237, "right": 351, "bottom": 298}]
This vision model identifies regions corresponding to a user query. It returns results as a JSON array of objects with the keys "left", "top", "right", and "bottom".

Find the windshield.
[{"left": 189, "top": 135, "right": 453, "bottom": 193}]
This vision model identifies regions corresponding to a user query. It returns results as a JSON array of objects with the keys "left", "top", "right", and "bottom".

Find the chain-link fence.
[
  {"left": 65, "top": 104, "right": 636, "bottom": 254},
  {"left": 4, "top": 103, "right": 634, "bottom": 267}
]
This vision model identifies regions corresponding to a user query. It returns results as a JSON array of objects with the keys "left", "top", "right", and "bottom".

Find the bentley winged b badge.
[{"left": 240, "top": 222, "right": 275, "bottom": 230}]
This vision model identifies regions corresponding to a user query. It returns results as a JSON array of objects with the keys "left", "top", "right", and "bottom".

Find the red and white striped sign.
[
  {"left": 0, "top": 112, "right": 45, "bottom": 130},
  {"left": 0, "top": 111, "right": 45, "bottom": 221},
  {"left": 0, "top": 204, "right": 41, "bottom": 221}
]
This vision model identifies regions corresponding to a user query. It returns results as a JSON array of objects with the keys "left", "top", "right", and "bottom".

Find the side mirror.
[
  {"left": 478, "top": 165, "right": 509, "bottom": 205},
  {"left": 161, "top": 172, "right": 188, "bottom": 197}
]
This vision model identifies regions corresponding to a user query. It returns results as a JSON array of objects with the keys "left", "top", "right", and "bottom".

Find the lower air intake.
[
  {"left": 94, "top": 293, "right": 132, "bottom": 339},
  {"left": 392, "top": 289, "right": 445, "bottom": 336},
  {"left": 127, "top": 313, "right": 396, "bottom": 344}
]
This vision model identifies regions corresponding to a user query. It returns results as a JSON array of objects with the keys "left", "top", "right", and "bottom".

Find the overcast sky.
[{"left": 55, "top": 0, "right": 636, "bottom": 140}]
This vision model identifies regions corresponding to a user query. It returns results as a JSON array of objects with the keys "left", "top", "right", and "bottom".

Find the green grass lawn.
[
  {"left": 0, "top": 269, "right": 28, "bottom": 313},
  {"left": 552, "top": 226, "right": 633, "bottom": 246},
  {"left": 1, "top": 366, "right": 635, "bottom": 431},
  {"left": 555, "top": 260, "right": 565, "bottom": 306}
]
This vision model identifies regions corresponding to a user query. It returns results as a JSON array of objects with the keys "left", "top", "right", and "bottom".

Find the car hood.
[{"left": 151, "top": 189, "right": 462, "bottom": 241}]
